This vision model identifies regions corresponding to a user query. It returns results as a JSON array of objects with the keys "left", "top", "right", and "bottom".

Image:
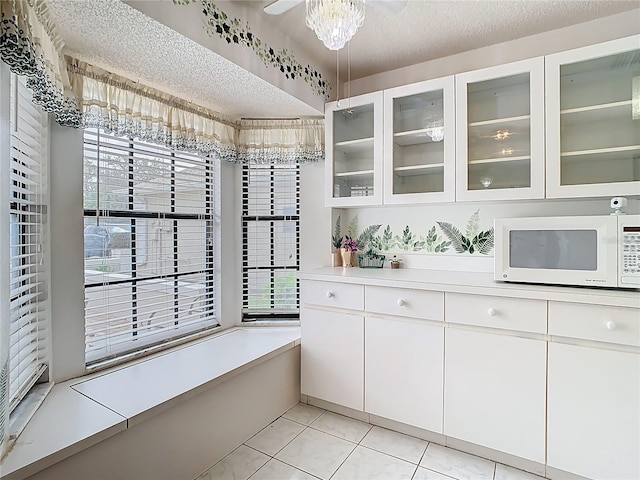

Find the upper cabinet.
[
  {"left": 545, "top": 35, "right": 640, "bottom": 198},
  {"left": 383, "top": 77, "right": 456, "bottom": 204},
  {"left": 325, "top": 91, "right": 383, "bottom": 207},
  {"left": 455, "top": 58, "right": 545, "bottom": 201}
]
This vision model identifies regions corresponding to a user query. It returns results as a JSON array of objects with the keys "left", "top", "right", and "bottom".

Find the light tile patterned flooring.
[{"left": 196, "top": 403, "right": 549, "bottom": 480}]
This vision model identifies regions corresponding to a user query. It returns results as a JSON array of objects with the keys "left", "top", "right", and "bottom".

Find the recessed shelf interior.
[
  {"left": 334, "top": 169, "right": 375, "bottom": 178},
  {"left": 393, "top": 163, "right": 444, "bottom": 177}
]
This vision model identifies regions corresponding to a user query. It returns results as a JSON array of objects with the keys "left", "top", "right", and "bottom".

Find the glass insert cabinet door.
[
  {"left": 325, "top": 91, "right": 383, "bottom": 207},
  {"left": 383, "top": 76, "right": 455, "bottom": 204},
  {"left": 456, "top": 57, "right": 545, "bottom": 201},
  {"left": 546, "top": 35, "right": 640, "bottom": 198}
]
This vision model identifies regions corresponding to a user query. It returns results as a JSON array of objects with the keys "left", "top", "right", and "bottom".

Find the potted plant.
[
  {"left": 388, "top": 254, "right": 403, "bottom": 269},
  {"left": 358, "top": 247, "right": 385, "bottom": 268},
  {"left": 331, "top": 215, "right": 343, "bottom": 267},
  {"left": 340, "top": 236, "right": 358, "bottom": 267}
]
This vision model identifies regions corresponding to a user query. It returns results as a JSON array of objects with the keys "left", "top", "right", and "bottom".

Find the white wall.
[
  {"left": 49, "top": 124, "right": 86, "bottom": 382},
  {"left": 300, "top": 161, "right": 332, "bottom": 269}
]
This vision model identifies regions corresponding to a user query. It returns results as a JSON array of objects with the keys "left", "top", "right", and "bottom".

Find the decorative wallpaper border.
[
  {"left": 174, "top": 0, "right": 330, "bottom": 99},
  {"left": 335, "top": 210, "right": 495, "bottom": 255}
]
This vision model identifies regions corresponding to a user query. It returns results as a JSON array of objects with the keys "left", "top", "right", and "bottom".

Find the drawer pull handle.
[
  {"left": 606, "top": 321, "right": 616, "bottom": 331},
  {"left": 397, "top": 298, "right": 406, "bottom": 307},
  {"left": 487, "top": 308, "right": 497, "bottom": 317},
  {"left": 326, "top": 291, "right": 334, "bottom": 299}
]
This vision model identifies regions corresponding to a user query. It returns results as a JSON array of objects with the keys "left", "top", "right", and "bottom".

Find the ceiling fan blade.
[
  {"left": 264, "top": 0, "right": 305, "bottom": 15},
  {"left": 368, "top": 0, "right": 407, "bottom": 14}
]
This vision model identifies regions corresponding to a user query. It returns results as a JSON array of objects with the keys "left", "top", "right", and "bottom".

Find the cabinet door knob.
[
  {"left": 326, "top": 291, "right": 334, "bottom": 299},
  {"left": 606, "top": 321, "right": 616, "bottom": 331},
  {"left": 397, "top": 298, "right": 406, "bottom": 307},
  {"left": 487, "top": 307, "right": 497, "bottom": 317}
]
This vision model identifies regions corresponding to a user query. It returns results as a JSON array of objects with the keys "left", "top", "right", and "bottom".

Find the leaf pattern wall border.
[
  {"left": 173, "top": 0, "right": 330, "bottom": 99},
  {"left": 340, "top": 210, "right": 494, "bottom": 255}
]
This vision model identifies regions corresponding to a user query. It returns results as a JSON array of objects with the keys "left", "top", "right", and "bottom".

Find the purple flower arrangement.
[{"left": 340, "top": 236, "right": 358, "bottom": 252}]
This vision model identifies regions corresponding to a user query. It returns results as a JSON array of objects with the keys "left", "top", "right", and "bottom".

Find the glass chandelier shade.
[{"left": 305, "top": 0, "right": 366, "bottom": 51}]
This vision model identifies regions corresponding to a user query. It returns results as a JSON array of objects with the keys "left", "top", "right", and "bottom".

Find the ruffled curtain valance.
[
  {"left": 1, "top": 1, "right": 324, "bottom": 165},
  {"left": 236, "top": 119, "right": 324, "bottom": 164},
  {"left": 0, "top": 0, "right": 81, "bottom": 127},
  {"left": 67, "top": 58, "right": 238, "bottom": 162}
]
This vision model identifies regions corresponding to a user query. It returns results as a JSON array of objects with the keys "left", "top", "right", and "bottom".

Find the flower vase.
[
  {"left": 331, "top": 251, "right": 343, "bottom": 267},
  {"left": 340, "top": 248, "right": 352, "bottom": 267}
]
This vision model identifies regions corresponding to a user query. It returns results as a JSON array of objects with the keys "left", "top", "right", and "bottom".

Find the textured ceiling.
[
  {"left": 44, "top": 0, "right": 639, "bottom": 119},
  {"left": 44, "top": 0, "right": 324, "bottom": 119},
  {"left": 245, "top": 0, "right": 640, "bottom": 79}
]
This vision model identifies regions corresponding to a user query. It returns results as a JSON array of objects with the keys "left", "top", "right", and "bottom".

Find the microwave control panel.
[
  {"left": 622, "top": 228, "right": 640, "bottom": 274},
  {"left": 620, "top": 216, "right": 640, "bottom": 286}
]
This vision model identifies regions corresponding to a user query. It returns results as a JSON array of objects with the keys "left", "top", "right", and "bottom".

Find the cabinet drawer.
[
  {"left": 366, "top": 286, "right": 443, "bottom": 321},
  {"left": 446, "top": 293, "right": 546, "bottom": 334},
  {"left": 549, "top": 302, "right": 640, "bottom": 347},
  {"left": 301, "top": 280, "right": 364, "bottom": 310}
]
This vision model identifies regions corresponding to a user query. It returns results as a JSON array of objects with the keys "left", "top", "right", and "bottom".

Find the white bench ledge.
[{"left": 0, "top": 326, "right": 301, "bottom": 480}]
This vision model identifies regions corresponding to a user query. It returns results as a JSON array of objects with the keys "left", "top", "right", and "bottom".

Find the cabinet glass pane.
[
  {"left": 392, "top": 90, "right": 445, "bottom": 195},
  {"left": 559, "top": 50, "right": 640, "bottom": 186},
  {"left": 467, "top": 73, "right": 531, "bottom": 191},
  {"left": 333, "top": 104, "right": 375, "bottom": 198}
]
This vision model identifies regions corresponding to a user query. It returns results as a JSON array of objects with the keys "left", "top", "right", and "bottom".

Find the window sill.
[{"left": 0, "top": 326, "right": 301, "bottom": 480}]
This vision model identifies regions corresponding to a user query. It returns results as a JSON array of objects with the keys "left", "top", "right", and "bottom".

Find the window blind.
[
  {"left": 242, "top": 162, "right": 300, "bottom": 321},
  {"left": 7, "top": 75, "right": 50, "bottom": 414},
  {"left": 83, "top": 129, "right": 220, "bottom": 366}
]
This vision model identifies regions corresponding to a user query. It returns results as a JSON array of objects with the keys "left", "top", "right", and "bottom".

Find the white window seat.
[{"left": 0, "top": 327, "right": 301, "bottom": 480}]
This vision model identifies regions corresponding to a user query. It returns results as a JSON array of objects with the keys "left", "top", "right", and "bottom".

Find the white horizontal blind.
[
  {"left": 83, "top": 129, "right": 220, "bottom": 365},
  {"left": 242, "top": 161, "right": 299, "bottom": 321},
  {"left": 8, "top": 75, "right": 50, "bottom": 413}
]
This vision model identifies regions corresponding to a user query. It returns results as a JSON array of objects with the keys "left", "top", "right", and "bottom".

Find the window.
[
  {"left": 83, "top": 129, "right": 220, "bottom": 366},
  {"left": 1, "top": 73, "right": 50, "bottom": 449},
  {"left": 242, "top": 162, "right": 300, "bottom": 321}
]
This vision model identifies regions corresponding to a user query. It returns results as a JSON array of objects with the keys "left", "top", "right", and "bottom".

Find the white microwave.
[{"left": 494, "top": 215, "right": 640, "bottom": 289}]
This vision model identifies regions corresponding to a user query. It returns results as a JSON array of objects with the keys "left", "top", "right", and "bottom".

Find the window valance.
[
  {"left": 236, "top": 119, "right": 324, "bottom": 165},
  {"left": 66, "top": 58, "right": 238, "bottom": 162},
  {"left": 0, "top": 0, "right": 81, "bottom": 127},
  {"left": 1, "top": 1, "right": 325, "bottom": 165}
]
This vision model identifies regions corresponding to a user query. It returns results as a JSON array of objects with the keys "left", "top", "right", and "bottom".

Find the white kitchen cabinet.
[
  {"left": 365, "top": 315, "right": 444, "bottom": 433},
  {"left": 325, "top": 91, "right": 383, "bottom": 207},
  {"left": 547, "top": 301, "right": 640, "bottom": 480},
  {"left": 444, "top": 328, "right": 546, "bottom": 463},
  {"left": 546, "top": 35, "right": 640, "bottom": 198},
  {"left": 301, "top": 307, "right": 364, "bottom": 411},
  {"left": 383, "top": 76, "right": 456, "bottom": 204},
  {"left": 455, "top": 57, "right": 545, "bottom": 201}
]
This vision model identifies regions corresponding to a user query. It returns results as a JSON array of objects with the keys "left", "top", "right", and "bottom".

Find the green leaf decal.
[
  {"left": 437, "top": 222, "right": 468, "bottom": 253},
  {"left": 346, "top": 215, "right": 359, "bottom": 240},
  {"left": 466, "top": 210, "right": 480, "bottom": 239},
  {"left": 332, "top": 215, "right": 342, "bottom": 249},
  {"left": 472, "top": 228, "right": 495, "bottom": 255},
  {"left": 357, "top": 224, "right": 382, "bottom": 250}
]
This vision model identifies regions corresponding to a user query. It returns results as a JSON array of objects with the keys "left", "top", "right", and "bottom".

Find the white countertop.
[{"left": 299, "top": 267, "right": 640, "bottom": 308}]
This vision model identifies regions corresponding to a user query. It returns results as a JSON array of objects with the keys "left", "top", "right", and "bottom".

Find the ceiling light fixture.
[{"left": 305, "top": 0, "right": 366, "bottom": 51}]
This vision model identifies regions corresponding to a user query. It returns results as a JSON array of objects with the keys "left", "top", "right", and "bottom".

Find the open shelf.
[
  {"left": 560, "top": 145, "right": 640, "bottom": 157},
  {"left": 393, "top": 129, "right": 441, "bottom": 147},
  {"left": 468, "top": 155, "right": 531, "bottom": 165},
  {"left": 393, "top": 163, "right": 444, "bottom": 177},
  {"left": 468, "top": 115, "right": 530, "bottom": 127},
  {"left": 334, "top": 169, "right": 375, "bottom": 178},
  {"left": 334, "top": 137, "right": 375, "bottom": 155},
  {"left": 560, "top": 100, "right": 634, "bottom": 126}
]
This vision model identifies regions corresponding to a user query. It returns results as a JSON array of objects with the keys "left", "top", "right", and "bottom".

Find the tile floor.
[{"left": 196, "top": 403, "right": 548, "bottom": 480}]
